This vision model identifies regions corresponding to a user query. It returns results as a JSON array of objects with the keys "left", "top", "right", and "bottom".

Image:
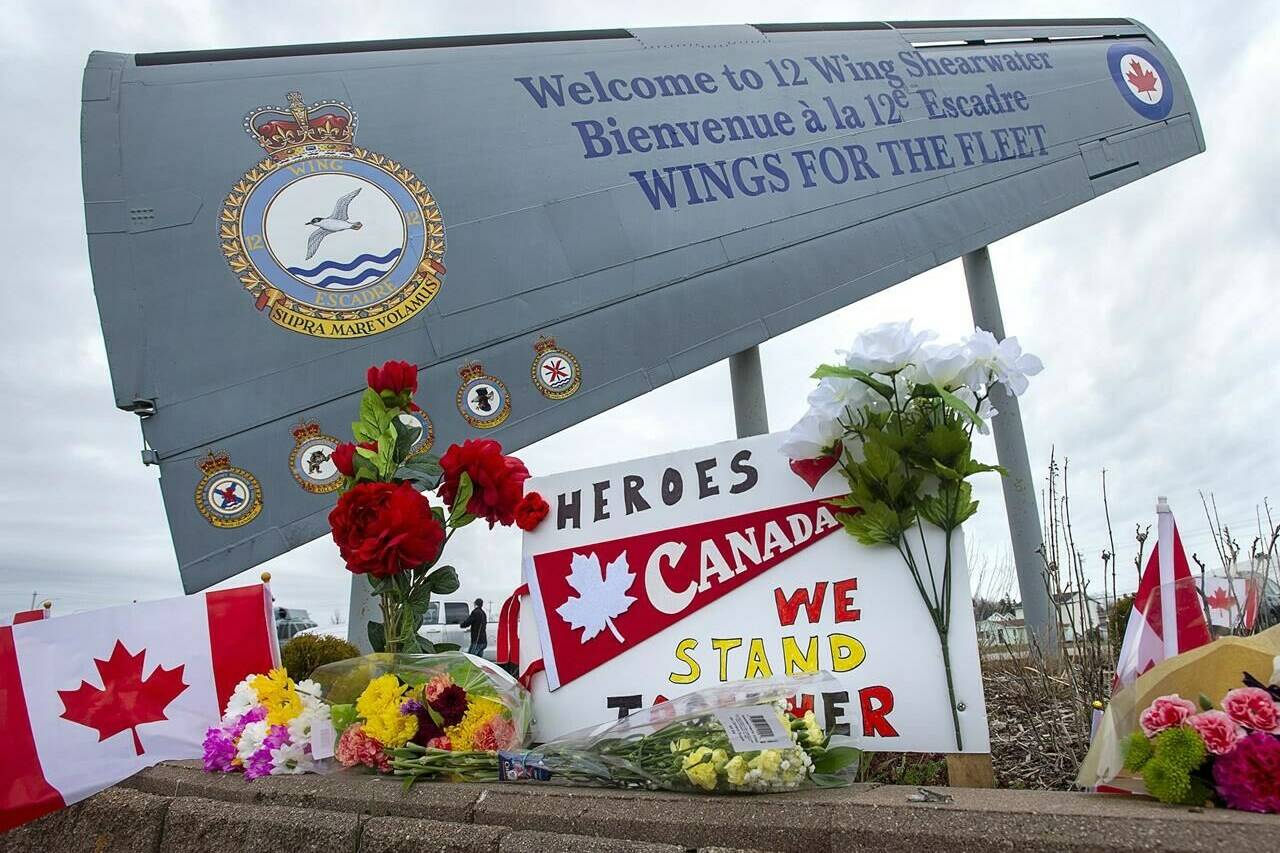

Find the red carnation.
[
  {"left": 367, "top": 360, "right": 418, "bottom": 397},
  {"left": 427, "top": 684, "right": 469, "bottom": 726},
  {"left": 328, "top": 482, "right": 444, "bottom": 578},
  {"left": 331, "top": 441, "right": 378, "bottom": 478},
  {"left": 438, "top": 440, "right": 530, "bottom": 528},
  {"left": 514, "top": 492, "right": 550, "bottom": 532},
  {"left": 408, "top": 705, "right": 445, "bottom": 746}
]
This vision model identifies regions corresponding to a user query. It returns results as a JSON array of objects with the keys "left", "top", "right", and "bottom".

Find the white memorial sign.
[{"left": 515, "top": 431, "right": 989, "bottom": 752}]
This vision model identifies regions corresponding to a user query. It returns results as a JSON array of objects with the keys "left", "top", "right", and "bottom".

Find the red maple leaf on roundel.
[
  {"left": 58, "top": 640, "right": 188, "bottom": 755},
  {"left": 1206, "top": 587, "right": 1236, "bottom": 614},
  {"left": 1126, "top": 59, "right": 1159, "bottom": 98}
]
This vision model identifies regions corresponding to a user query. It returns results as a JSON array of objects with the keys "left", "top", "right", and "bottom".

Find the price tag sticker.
[
  {"left": 713, "top": 705, "right": 794, "bottom": 752},
  {"left": 310, "top": 717, "right": 337, "bottom": 760}
]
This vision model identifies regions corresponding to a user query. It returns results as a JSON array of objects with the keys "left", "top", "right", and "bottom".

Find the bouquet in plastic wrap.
[
  {"left": 497, "top": 673, "right": 860, "bottom": 793},
  {"left": 202, "top": 668, "right": 333, "bottom": 779},
  {"left": 310, "top": 652, "right": 532, "bottom": 782}
]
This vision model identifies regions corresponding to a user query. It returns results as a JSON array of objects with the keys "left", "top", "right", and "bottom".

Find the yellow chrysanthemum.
[
  {"left": 355, "top": 675, "right": 418, "bottom": 748},
  {"left": 724, "top": 755, "right": 748, "bottom": 786},
  {"left": 710, "top": 748, "right": 729, "bottom": 771},
  {"left": 250, "top": 668, "right": 304, "bottom": 726},
  {"left": 363, "top": 705, "right": 418, "bottom": 747},
  {"left": 801, "top": 710, "right": 823, "bottom": 745},
  {"left": 750, "top": 749, "right": 783, "bottom": 781},
  {"left": 682, "top": 746, "right": 713, "bottom": 770},
  {"left": 445, "top": 695, "right": 504, "bottom": 751},
  {"left": 356, "top": 674, "right": 408, "bottom": 719},
  {"left": 684, "top": 761, "right": 718, "bottom": 791}
]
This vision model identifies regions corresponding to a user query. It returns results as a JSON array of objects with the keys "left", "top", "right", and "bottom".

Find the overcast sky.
[{"left": 1, "top": 1, "right": 1276, "bottom": 633}]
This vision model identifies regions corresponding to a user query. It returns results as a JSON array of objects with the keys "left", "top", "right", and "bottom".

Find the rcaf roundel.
[{"left": 1107, "top": 43, "right": 1173, "bottom": 121}]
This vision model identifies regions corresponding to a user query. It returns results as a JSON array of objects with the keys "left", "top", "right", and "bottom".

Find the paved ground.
[{"left": 1, "top": 760, "right": 1275, "bottom": 852}]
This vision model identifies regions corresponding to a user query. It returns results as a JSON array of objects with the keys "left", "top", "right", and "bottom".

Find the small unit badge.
[
  {"left": 195, "top": 451, "right": 262, "bottom": 529},
  {"left": 397, "top": 409, "right": 435, "bottom": 459},
  {"left": 530, "top": 335, "right": 582, "bottom": 400},
  {"left": 219, "top": 91, "right": 446, "bottom": 339},
  {"left": 456, "top": 361, "right": 511, "bottom": 430},
  {"left": 288, "top": 420, "right": 342, "bottom": 494}
]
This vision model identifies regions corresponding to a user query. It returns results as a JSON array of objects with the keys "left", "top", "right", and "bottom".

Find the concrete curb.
[{"left": 4, "top": 761, "right": 1276, "bottom": 853}]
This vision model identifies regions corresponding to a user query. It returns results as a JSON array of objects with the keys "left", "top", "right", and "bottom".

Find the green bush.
[{"left": 281, "top": 634, "right": 360, "bottom": 682}]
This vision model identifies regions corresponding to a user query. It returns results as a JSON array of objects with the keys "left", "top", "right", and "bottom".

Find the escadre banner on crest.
[{"left": 514, "top": 431, "right": 989, "bottom": 752}]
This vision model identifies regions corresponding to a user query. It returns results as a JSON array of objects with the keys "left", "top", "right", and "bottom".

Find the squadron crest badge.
[
  {"left": 530, "top": 335, "right": 582, "bottom": 400},
  {"left": 456, "top": 361, "right": 511, "bottom": 430},
  {"left": 219, "top": 91, "right": 446, "bottom": 338},
  {"left": 288, "top": 420, "right": 342, "bottom": 494},
  {"left": 397, "top": 410, "right": 435, "bottom": 459},
  {"left": 195, "top": 451, "right": 262, "bottom": 528}
]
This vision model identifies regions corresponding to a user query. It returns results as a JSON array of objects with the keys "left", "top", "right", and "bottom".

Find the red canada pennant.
[
  {"left": 531, "top": 496, "right": 847, "bottom": 688},
  {"left": 57, "top": 640, "right": 188, "bottom": 755}
]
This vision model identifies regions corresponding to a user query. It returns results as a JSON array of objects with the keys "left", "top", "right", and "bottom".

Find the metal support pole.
[
  {"left": 962, "top": 247, "right": 1057, "bottom": 656},
  {"left": 347, "top": 575, "right": 377, "bottom": 652},
  {"left": 729, "top": 345, "right": 769, "bottom": 438}
]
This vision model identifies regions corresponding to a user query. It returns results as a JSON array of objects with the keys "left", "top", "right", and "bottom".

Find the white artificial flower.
[
  {"left": 961, "top": 329, "right": 1043, "bottom": 396},
  {"left": 236, "top": 720, "right": 269, "bottom": 762},
  {"left": 806, "top": 377, "right": 872, "bottom": 422},
  {"left": 839, "top": 320, "right": 936, "bottom": 374},
  {"left": 915, "top": 343, "right": 970, "bottom": 389},
  {"left": 992, "top": 336, "right": 1043, "bottom": 396},
  {"left": 269, "top": 739, "right": 314, "bottom": 775},
  {"left": 953, "top": 387, "right": 999, "bottom": 434},
  {"left": 224, "top": 679, "right": 259, "bottom": 719},
  {"left": 778, "top": 409, "right": 843, "bottom": 461}
]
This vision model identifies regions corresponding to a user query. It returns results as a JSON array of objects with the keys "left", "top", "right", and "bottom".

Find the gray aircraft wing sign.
[{"left": 80, "top": 19, "right": 1202, "bottom": 592}]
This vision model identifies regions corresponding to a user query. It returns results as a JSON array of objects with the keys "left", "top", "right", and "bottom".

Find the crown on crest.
[
  {"left": 533, "top": 335, "right": 558, "bottom": 355},
  {"left": 291, "top": 420, "right": 322, "bottom": 443},
  {"left": 244, "top": 91, "right": 357, "bottom": 162},
  {"left": 458, "top": 361, "right": 485, "bottom": 382},
  {"left": 198, "top": 450, "right": 232, "bottom": 475}
]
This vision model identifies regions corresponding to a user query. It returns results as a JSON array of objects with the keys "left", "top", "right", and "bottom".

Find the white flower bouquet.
[{"left": 780, "top": 320, "right": 1042, "bottom": 750}]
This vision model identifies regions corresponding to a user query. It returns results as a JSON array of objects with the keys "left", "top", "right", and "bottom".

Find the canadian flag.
[
  {"left": 1203, "top": 575, "right": 1260, "bottom": 631},
  {"left": 1113, "top": 499, "right": 1212, "bottom": 690},
  {"left": 0, "top": 584, "right": 277, "bottom": 832}
]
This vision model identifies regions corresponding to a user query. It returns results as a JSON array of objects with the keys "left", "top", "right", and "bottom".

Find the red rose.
[
  {"left": 438, "top": 439, "right": 530, "bottom": 528},
  {"left": 367, "top": 360, "right": 418, "bottom": 397},
  {"left": 331, "top": 441, "right": 378, "bottom": 478},
  {"left": 514, "top": 492, "right": 550, "bottom": 532},
  {"left": 328, "top": 482, "right": 444, "bottom": 578}
]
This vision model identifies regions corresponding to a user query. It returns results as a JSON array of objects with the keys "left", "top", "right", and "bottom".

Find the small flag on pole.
[
  {"left": 1113, "top": 497, "right": 1212, "bottom": 691},
  {"left": 1, "top": 606, "right": 49, "bottom": 627},
  {"left": 0, "top": 584, "right": 277, "bottom": 832}
]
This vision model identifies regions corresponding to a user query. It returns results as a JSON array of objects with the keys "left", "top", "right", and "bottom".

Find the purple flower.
[
  {"left": 244, "top": 725, "right": 291, "bottom": 780},
  {"left": 230, "top": 706, "right": 267, "bottom": 738},
  {"left": 202, "top": 726, "right": 237, "bottom": 773},
  {"left": 1212, "top": 732, "right": 1280, "bottom": 813}
]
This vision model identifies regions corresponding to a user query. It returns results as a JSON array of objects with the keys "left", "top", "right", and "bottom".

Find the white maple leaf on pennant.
[{"left": 556, "top": 550, "right": 637, "bottom": 643}]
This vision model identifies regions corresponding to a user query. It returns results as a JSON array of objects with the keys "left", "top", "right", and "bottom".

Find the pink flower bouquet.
[{"left": 1123, "top": 673, "right": 1280, "bottom": 812}]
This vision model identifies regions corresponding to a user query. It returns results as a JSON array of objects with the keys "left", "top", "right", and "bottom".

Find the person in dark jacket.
[{"left": 460, "top": 598, "right": 487, "bottom": 657}]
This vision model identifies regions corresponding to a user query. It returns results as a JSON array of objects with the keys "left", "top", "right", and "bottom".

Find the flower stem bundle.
[{"left": 780, "top": 322, "right": 1044, "bottom": 750}]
